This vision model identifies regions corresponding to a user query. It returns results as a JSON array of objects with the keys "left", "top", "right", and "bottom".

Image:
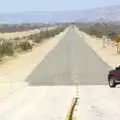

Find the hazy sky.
[{"left": 1, "top": 0, "right": 120, "bottom": 13}]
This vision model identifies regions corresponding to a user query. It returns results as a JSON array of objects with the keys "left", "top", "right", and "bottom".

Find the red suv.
[{"left": 108, "top": 66, "right": 120, "bottom": 87}]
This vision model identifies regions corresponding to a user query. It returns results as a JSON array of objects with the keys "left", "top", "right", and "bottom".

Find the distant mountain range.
[{"left": 0, "top": 5, "right": 120, "bottom": 23}]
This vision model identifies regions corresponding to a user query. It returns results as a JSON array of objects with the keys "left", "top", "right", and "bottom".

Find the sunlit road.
[
  {"left": 0, "top": 27, "right": 114, "bottom": 120},
  {"left": 26, "top": 27, "right": 111, "bottom": 86}
]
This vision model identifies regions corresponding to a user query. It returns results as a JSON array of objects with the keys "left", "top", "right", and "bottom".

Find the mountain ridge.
[{"left": 0, "top": 5, "right": 120, "bottom": 23}]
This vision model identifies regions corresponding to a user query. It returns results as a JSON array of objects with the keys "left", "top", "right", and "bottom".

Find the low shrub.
[
  {"left": 14, "top": 37, "right": 21, "bottom": 41},
  {"left": 78, "top": 22, "right": 120, "bottom": 39},
  {"left": 0, "top": 39, "right": 14, "bottom": 57},
  {"left": 0, "top": 26, "right": 66, "bottom": 59},
  {"left": 18, "top": 41, "right": 33, "bottom": 51}
]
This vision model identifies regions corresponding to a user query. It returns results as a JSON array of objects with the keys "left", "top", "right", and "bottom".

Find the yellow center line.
[{"left": 65, "top": 86, "right": 79, "bottom": 120}]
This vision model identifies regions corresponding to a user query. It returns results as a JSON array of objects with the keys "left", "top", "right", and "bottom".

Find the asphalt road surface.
[{"left": 26, "top": 27, "right": 111, "bottom": 86}]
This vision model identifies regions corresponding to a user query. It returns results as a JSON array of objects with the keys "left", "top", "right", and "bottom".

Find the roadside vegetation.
[
  {"left": 77, "top": 22, "right": 120, "bottom": 53},
  {"left": 0, "top": 23, "right": 54, "bottom": 33},
  {"left": 77, "top": 22, "right": 120, "bottom": 39},
  {"left": 0, "top": 26, "right": 66, "bottom": 60}
]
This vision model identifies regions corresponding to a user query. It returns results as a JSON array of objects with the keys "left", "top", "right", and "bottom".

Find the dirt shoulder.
[
  {"left": 76, "top": 28, "right": 120, "bottom": 68},
  {"left": 0, "top": 28, "right": 68, "bottom": 102}
]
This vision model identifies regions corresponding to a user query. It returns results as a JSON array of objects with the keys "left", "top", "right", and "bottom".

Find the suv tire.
[{"left": 108, "top": 76, "right": 116, "bottom": 88}]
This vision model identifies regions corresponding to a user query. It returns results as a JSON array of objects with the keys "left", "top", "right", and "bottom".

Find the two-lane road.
[
  {"left": 0, "top": 27, "right": 113, "bottom": 120},
  {"left": 26, "top": 27, "right": 111, "bottom": 86}
]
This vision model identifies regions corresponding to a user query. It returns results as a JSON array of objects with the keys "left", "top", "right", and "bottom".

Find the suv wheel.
[{"left": 108, "top": 76, "right": 116, "bottom": 88}]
